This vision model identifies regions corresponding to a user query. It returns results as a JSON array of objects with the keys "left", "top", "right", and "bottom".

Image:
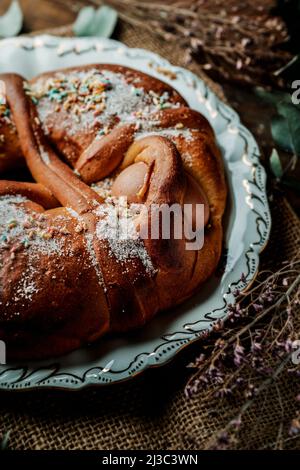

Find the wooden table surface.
[{"left": 1, "top": 0, "right": 299, "bottom": 215}]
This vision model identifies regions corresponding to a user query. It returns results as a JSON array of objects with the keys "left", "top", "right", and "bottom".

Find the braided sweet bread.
[{"left": 0, "top": 65, "right": 226, "bottom": 359}]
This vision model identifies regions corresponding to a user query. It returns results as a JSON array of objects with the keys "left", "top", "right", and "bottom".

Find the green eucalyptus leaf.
[
  {"left": 92, "top": 5, "right": 118, "bottom": 38},
  {"left": 258, "top": 87, "right": 300, "bottom": 156},
  {"left": 72, "top": 6, "right": 95, "bottom": 37},
  {"left": 277, "top": 103, "right": 300, "bottom": 155},
  {"left": 73, "top": 5, "right": 118, "bottom": 38},
  {"left": 255, "top": 87, "right": 291, "bottom": 107},
  {"left": 0, "top": 0, "right": 23, "bottom": 38},
  {"left": 0, "top": 431, "right": 10, "bottom": 451},
  {"left": 269, "top": 148, "right": 283, "bottom": 179},
  {"left": 271, "top": 115, "right": 293, "bottom": 153}
]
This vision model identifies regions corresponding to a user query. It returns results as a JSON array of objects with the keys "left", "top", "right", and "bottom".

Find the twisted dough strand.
[{"left": 0, "top": 66, "right": 226, "bottom": 359}]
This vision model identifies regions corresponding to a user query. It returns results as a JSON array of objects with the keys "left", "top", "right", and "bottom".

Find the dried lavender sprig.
[
  {"left": 185, "top": 250, "right": 300, "bottom": 449},
  {"left": 186, "top": 272, "right": 300, "bottom": 390},
  {"left": 205, "top": 353, "right": 292, "bottom": 450}
]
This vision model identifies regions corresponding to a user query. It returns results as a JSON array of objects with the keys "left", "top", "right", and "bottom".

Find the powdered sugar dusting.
[
  {"left": 66, "top": 207, "right": 106, "bottom": 290},
  {"left": 135, "top": 126, "right": 194, "bottom": 142},
  {"left": 39, "top": 144, "right": 50, "bottom": 165},
  {"left": 95, "top": 198, "right": 154, "bottom": 275},
  {"left": 27, "top": 69, "right": 181, "bottom": 138},
  {"left": 12, "top": 265, "right": 39, "bottom": 303},
  {"left": 0, "top": 195, "right": 75, "bottom": 312},
  {"left": 91, "top": 177, "right": 113, "bottom": 199},
  {"left": 0, "top": 195, "right": 65, "bottom": 254}
]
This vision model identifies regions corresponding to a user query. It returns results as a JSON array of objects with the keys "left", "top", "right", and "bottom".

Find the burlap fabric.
[{"left": 0, "top": 22, "right": 299, "bottom": 450}]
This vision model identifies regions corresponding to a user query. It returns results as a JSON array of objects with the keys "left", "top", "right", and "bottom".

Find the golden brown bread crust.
[
  {"left": 0, "top": 65, "right": 227, "bottom": 359},
  {"left": 0, "top": 64, "right": 186, "bottom": 172},
  {"left": 0, "top": 108, "right": 22, "bottom": 172}
]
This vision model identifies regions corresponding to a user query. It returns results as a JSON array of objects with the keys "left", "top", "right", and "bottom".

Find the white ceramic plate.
[{"left": 0, "top": 36, "right": 271, "bottom": 390}]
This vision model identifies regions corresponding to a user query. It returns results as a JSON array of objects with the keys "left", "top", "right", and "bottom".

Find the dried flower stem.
[
  {"left": 186, "top": 252, "right": 300, "bottom": 449},
  {"left": 204, "top": 353, "right": 292, "bottom": 450},
  {"left": 80, "top": 0, "right": 291, "bottom": 87}
]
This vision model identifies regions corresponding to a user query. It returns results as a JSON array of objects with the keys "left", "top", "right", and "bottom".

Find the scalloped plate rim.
[{"left": 0, "top": 35, "right": 271, "bottom": 391}]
